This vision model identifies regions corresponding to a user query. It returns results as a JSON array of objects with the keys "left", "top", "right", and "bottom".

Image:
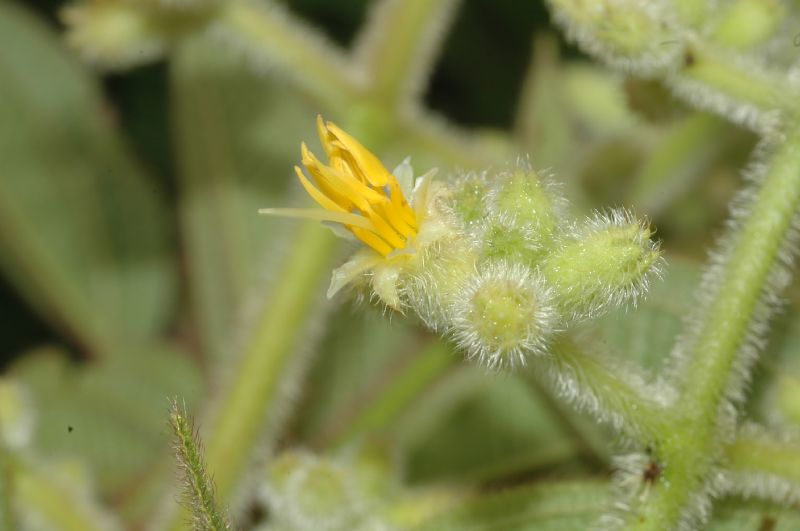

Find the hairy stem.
[
  {"left": 218, "top": 0, "right": 360, "bottom": 108},
  {"left": 628, "top": 124, "right": 800, "bottom": 530},
  {"left": 723, "top": 429, "right": 800, "bottom": 500},
  {"left": 167, "top": 222, "right": 337, "bottom": 530},
  {"left": 530, "top": 337, "right": 671, "bottom": 441},
  {"left": 355, "top": 0, "right": 460, "bottom": 105},
  {"left": 169, "top": 401, "right": 230, "bottom": 531}
]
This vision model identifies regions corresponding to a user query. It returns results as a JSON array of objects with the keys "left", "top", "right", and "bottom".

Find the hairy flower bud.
[
  {"left": 263, "top": 451, "right": 360, "bottom": 531},
  {"left": 542, "top": 210, "right": 662, "bottom": 321},
  {"left": 489, "top": 167, "right": 565, "bottom": 249},
  {"left": 547, "top": 0, "right": 682, "bottom": 73},
  {"left": 451, "top": 262, "right": 557, "bottom": 369}
]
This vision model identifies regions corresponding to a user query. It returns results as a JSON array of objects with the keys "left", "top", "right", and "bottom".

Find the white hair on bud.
[
  {"left": 449, "top": 261, "right": 558, "bottom": 370},
  {"left": 259, "top": 450, "right": 365, "bottom": 531},
  {"left": 555, "top": 208, "right": 664, "bottom": 323}
]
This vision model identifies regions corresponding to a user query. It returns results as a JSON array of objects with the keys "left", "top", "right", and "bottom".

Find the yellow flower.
[{"left": 261, "top": 116, "right": 447, "bottom": 309}]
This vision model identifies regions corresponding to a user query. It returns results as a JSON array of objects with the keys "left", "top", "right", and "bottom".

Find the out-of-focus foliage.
[{"left": 2, "top": 0, "right": 800, "bottom": 530}]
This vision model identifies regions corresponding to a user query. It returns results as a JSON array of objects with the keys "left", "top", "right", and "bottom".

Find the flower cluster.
[{"left": 263, "top": 118, "right": 662, "bottom": 369}]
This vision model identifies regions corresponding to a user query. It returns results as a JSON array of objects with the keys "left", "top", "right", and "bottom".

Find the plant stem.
[
  {"left": 669, "top": 45, "right": 797, "bottom": 130},
  {"left": 167, "top": 222, "right": 337, "bottom": 530},
  {"left": 218, "top": 1, "right": 359, "bottom": 108},
  {"left": 169, "top": 402, "right": 230, "bottom": 531},
  {"left": 530, "top": 337, "right": 671, "bottom": 440},
  {"left": 354, "top": 0, "right": 460, "bottom": 105},
  {"left": 628, "top": 124, "right": 800, "bottom": 530},
  {"left": 724, "top": 430, "right": 800, "bottom": 491}
]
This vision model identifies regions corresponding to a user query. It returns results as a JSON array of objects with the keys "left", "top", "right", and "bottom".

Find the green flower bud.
[
  {"left": 489, "top": 167, "right": 565, "bottom": 249},
  {"left": 62, "top": 0, "right": 216, "bottom": 70},
  {"left": 476, "top": 213, "right": 542, "bottom": 264},
  {"left": 547, "top": 0, "right": 682, "bottom": 73},
  {"left": 448, "top": 172, "right": 491, "bottom": 227},
  {"left": 542, "top": 210, "right": 662, "bottom": 321},
  {"left": 451, "top": 262, "right": 557, "bottom": 369},
  {"left": 263, "top": 451, "right": 360, "bottom": 531}
]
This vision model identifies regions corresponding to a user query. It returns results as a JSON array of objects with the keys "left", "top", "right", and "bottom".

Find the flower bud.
[
  {"left": 61, "top": 1, "right": 216, "bottom": 70},
  {"left": 542, "top": 210, "right": 662, "bottom": 321},
  {"left": 448, "top": 172, "right": 491, "bottom": 228},
  {"left": 263, "top": 451, "right": 360, "bottom": 531},
  {"left": 451, "top": 262, "right": 557, "bottom": 369},
  {"left": 490, "top": 168, "right": 565, "bottom": 248},
  {"left": 475, "top": 213, "right": 542, "bottom": 265},
  {"left": 547, "top": 0, "right": 682, "bottom": 73}
]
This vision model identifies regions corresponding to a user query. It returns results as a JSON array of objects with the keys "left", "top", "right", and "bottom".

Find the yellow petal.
[
  {"left": 349, "top": 226, "right": 393, "bottom": 256},
  {"left": 294, "top": 166, "right": 347, "bottom": 213},
  {"left": 325, "top": 121, "right": 391, "bottom": 187},
  {"left": 257, "top": 208, "right": 374, "bottom": 232}
]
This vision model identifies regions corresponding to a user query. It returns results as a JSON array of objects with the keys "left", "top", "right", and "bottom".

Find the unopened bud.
[
  {"left": 490, "top": 168, "right": 565, "bottom": 248},
  {"left": 451, "top": 262, "right": 557, "bottom": 369},
  {"left": 547, "top": 0, "right": 681, "bottom": 73},
  {"left": 542, "top": 210, "right": 662, "bottom": 321}
]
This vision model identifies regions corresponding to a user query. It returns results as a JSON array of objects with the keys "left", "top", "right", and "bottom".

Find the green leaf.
[
  {"left": 8, "top": 345, "right": 203, "bottom": 508},
  {"left": 171, "top": 33, "right": 321, "bottom": 361},
  {"left": 0, "top": 2, "right": 175, "bottom": 355},
  {"left": 404, "top": 371, "right": 584, "bottom": 484},
  {"left": 586, "top": 256, "right": 703, "bottom": 369}
]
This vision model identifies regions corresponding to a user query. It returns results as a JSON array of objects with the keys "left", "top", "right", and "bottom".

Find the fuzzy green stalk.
[
  {"left": 167, "top": 222, "right": 336, "bottom": 531},
  {"left": 219, "top": 1, "right": 359, "bottom": 108},
  {"left": 627, "top": 125, "right": 800, "bottom": 530},
  {"left": 355, "top": 0, "right": 460, "bottom": 105},
  {"left": 530, "top": 337, "right": 670, "bottom": 441},
  {"left": 169, "top": 401, "right": 231, "bottom": 531},
  {"left": 725, "top": 432, "right": 800, "bottom": 488}
]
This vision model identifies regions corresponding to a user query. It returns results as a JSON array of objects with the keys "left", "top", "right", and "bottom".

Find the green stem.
[
  {"left": 724, "top": 430, "right": 800, "bottom": 491},
  {"left": 530, "top": 337, "right": 671, "bottom": 441},
  {"left": 169, "top": 402, "right": 230, "bottom": 531},
  {"left": 628, "top": 124, "right": 800, "bottom": 530},
  {"left": 218, "top": 1, "right": 359, "bottom": 108},
  {"left": 671, "top": 45, "right": 796, "bottom": 128},
  {"left": 355, "top": 0, "right": 460, "bottom": 104},
  {"left": 203, "top": 223, "right": 335, "bottom": 495},
  {"left": 328, "top": 337, "right": 455, "bottom": 449},
  {"left": 167, "top": 222, "right": 337, "bottom": 530}
]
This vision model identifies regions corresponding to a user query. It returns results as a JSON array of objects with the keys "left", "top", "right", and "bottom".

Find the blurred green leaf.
[
  {"left": 171, "top": 33, "right": 321, "bottom": 361},
  {"left": 8, "top": 345, "right": 202, "bottom": 505},
  {"left": 587, "top": 256, "right": 703, "bottom": 369},
  {"left": 0, "top": 2, "right": 176, "bottom": 355},
  {"left": 294, "top": 305, "right": 421, "bottom": 445},
  {"left": 404, "top": 371, "right": 583, "bottom": 484}
]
